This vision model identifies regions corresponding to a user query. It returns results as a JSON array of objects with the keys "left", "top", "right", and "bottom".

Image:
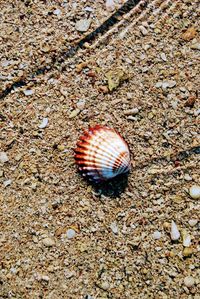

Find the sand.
[{"left": 0, "top": 0, "right": 199, "bottom": 298}]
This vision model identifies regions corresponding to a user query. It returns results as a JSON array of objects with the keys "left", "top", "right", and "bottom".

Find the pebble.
[
  {"left": 0, "top": 152, "right": 9, "bottom": 163},
  {"left": 1, "top": 60, "right": 11, "bottom": 67},
  {"left": 127, "top": 92, "right": 133, "bottom": 100},
  {"left": 171, "top": 100, "right": 179, "bottom": 109},
  {"left": 140, "top": 54, "right": 146, "bottom": 60},
  {"left": 189, "top": 185, "right": 200, "bottom": 199},
  {"left": 184, "top": 276, "right": 195, "bottom": 288},
  {"left": 42, "top": 237, "right": 55, "bottom": 247},
  {"left": 180, "top": 87, "right": 187, "bottom": 92},
  {"left": 23, "top": 89, "right": 34, "bottom": 96},
  {"left": 188, "top": 219, "right": 198, "bottom": 227},
  {"left": 153, "top": 231, "right": 162, "bottom": 240},
  {"left": 127, "top": 116, "right": 137, "bottom": 121},
  {"left": 183, "top": 233, "right": 191, "bottom": 247},
  {"left": 162, "top": 80, "right": 176, "bottom": 89},
  {"left": 139, "top": 25, "right": 148, "bottom": 35},
  {"left": 75, "top": 19, "right": 91, "bottom": 32},
  {"left": 100, "top": 281, "right": 110, "bottom": 291},
  {"left": 142, "top": 66, "right": 149, "bottom": 73},
  {"left": 194, "top": 109, "right": 200, "bottom": 116},
  {"left": 110, "top": 222, "right": 119, "bottom": 234},
  {"left": 155, "top": 80, "right": 176, "bottom": 89},
  {"left": 15, "top": 153, "right": 23, "bottom": 161},
  {"left": 53, "top": 9, "right": 61, "bottom": 15},
  {"left": 69, "top": 109, "right": 80, "bottom": 118},
  {"left": 38, "top": 118, "right": 48, "bottom": 129},
  {"left": 184, "top": 174, "right": 192, "bottom": 181},
  {"left": 76, "top": 99, "right": 86, "bottom": 110},
  {"left": 191, "top": 43, "right": 200, "bottom": 50},
  {"left": 41, "top": 275, "right": 50, "bottom": 282},
  {"left": 171, "top": 221, "right": 180, "bottom": 241},
  {"left": 10, "top": 267, "right": 18, "bottom": 274},
  {"left": 84, "top": 6, "right": 93, "bottom": 12},
  {"left": 64, "top": 269, "right": 76, "bottom": 279},
  {"left": 106, "top": 0, "right": 115, "bottom": 11},
  {"left": 3, "top": 179, "right": 12, "bottom": 187},
  {"left": 66, "top": 229, "right": 76, "bottom": 239},
  {"left": 155, "top": 82, "right": 162, "bottom": 88},
  {"left": 160, "top": 53, "right": 167, "bottom": 61},
  {"left": 155, "top": 246, "right": 162, "bottom": 251},
  {"left": 124, "top": 108, "right": 139, "bottom": 115}
]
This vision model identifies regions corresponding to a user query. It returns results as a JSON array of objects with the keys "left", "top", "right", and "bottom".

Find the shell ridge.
[
  {"left": 75, "top": 126, "right": 131, "bottom": 182},
  {"left": 89, "top": 131, "right": 126, "bottom": 164},
  {"left": 84, "top": 137, "right": 120, "bottom": 165}
]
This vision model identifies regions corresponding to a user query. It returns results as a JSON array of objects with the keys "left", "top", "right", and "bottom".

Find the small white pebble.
[
  {"left": 75, "top": 19, "right": 91, "bottom": 32},
  {"left": 1, "top": 60, "right": 11, "bottom": 67},
  {"left": 24, "top": 89, "right": 34, "bottom": 96},
  {"left": 162, "top": 80, "right": 176, "bottom": 89},
  {"left": 184, "top": 276, "right": 195, "bottom": 288},
  {"left": 171, "top": 220, "right": 180, "bottom": 241},
  {"left": 142, "top": 66, "right": 149, "bottom": 73},
  {"left": 41, "top": 275, "right": 50, "bottom": 282},
  {"left": 171, "top": 100, "right": 179, "bottom": 109},
  {"left": 160, "top": 52, "right": 167, "bottom": 61},
  {"left": 189, "top": 185, "right": 200, "bottom": 199},
  {"left": 10, "top": 267, "right": 17, "bottom": 274},
  {"left": 183, "top": 234, "right": 191, "bottom": 247},
  {"left": 168, "top": 80, "right": 176, "bottom": 87},
  {"left": 84, "top": 6, "right": 93, "bottom": 12},
  {"left": 46, "top": 107, "right": 51, "bottom": 113},
  {"left": 124, "top": 108, "right": 139, "bottom": 115},
  {"left": 101, "top": 281, "right": 110, "bottom": 290},
  {"left": 153, "top": 231, "right": 162, "bottom": 240},
  {"left": 42, "top": 237, "right": 55, "bottom": 247},
  {"left": 76, "top": 99, "right": 86, "bottom": 110},
  {"left": 155, "top": 81, "right": 162, "bottom": 88},
  {"left": 191, "top": 43, "right": 200, "bottom": 50},
  {"left": 53, "top": 8, "right": 61, "bottom": 15},
  {"left": 194, "top": 109, "right": 200, "bottom": 116},
  {"left": 64, "top": 269, "right": 76, "bottom": 279},
  {"left": 106, "top": 0, "right": 115, "bottom": 11},
  {"left": 139, "top": 25, "right": 148, "bottom": 35},
  {"left": 66, "top": 229, "right": 76, "bottom": 239},
  {"left": 3, "top": 179, "right": 12, "bottom": 187},
  {"left": 180, "top": 87, "right": 187, "bottom": 92},
  {"left": 110, "top": 222, "right": 119, "bottom": 234},
  {"left": 188, "top": 219, "right": 198, "bottom": 227},
  {"left": 155, "top": 246, "right": 162, "bottom": 251},
  {"left": 162, "top": 81, "right": 169, "bottom": 89},
  {"left": 140, "top": 54, "right": 146, "bottom": 60},
  {"left": 184, "top": 174, "right": 192, "bottom": 181},
  {"left": 38, "top": 118, "right": 48, "bottom": 129},
  {"left": 0, "top": 152, "right": 9, "bottom": 163},
  {"left": 69, "top": 109, "right": 80, "bottom": 118},
  {"left": 127, "top": 92, "right": 133, "bottom": 99}
]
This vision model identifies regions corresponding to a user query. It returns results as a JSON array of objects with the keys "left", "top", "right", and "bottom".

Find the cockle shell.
[{"left": 75, "top": 125, "right": 131, "bottom": 182}]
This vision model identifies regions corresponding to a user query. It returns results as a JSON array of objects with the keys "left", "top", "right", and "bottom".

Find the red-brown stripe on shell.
[{"left": 74, "top": 125, "right": 131, "bottom": 182}]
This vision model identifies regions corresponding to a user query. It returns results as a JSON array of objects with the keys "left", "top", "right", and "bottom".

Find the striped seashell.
[{"left": 74, "top": 125, "right": 131, "bottom": 182}]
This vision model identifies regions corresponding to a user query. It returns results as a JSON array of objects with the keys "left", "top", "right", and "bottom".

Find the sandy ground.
[
  {"left": 0, "top": 0, "right": 200, "bottom": 298},
  {"left": 0, "top": 0, "right": 126, "bottom": 92}
]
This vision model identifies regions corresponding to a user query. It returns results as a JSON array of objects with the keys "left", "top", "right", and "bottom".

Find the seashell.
[{"left": 74, "top": 125, "right": 131, "bottom": 182}]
